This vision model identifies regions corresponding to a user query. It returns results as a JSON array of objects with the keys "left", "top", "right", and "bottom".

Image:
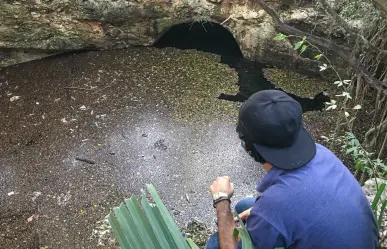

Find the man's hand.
[
  {"left": 210, "top": 176, "right": 234, "bottom": 199},
  {"left": 210, "top": 176, "right": 238, "bottom": 249},
  {"left": 234, "top": 207, "right": 252, "bottom": 223}
]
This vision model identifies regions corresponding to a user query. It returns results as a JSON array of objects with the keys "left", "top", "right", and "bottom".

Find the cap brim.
[{"left": 253, "top": 127, "right": 316, "bottom": 170}]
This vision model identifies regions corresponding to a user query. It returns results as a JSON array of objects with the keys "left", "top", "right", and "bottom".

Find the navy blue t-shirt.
[{"left": 237, "top": 144, "right": 378, "bottom": 249}]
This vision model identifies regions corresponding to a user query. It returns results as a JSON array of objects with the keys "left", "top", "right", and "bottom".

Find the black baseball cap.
[{"left": 236, "top": 90, "right": 316, "bottom": 170}]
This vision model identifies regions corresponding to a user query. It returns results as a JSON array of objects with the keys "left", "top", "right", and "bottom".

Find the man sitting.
[{"left": 207, "top": 90, "right": 378, "bottom": 249}]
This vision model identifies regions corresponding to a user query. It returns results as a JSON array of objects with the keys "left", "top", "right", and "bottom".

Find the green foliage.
[
  {"left": 300, "top": 45, "right": 308, "bottom": 54},
  {"left": 274, "top": 30, "right": 387, "bottom": 248},
  {"left": 372, "top": 183, "right": 386, "bottom": 214},
  {"left": 294, "top": 41, "right": 303, "bottom": 50},
  {"left": 377, "top": 199, "right": 387, "bottom": 230},
  {"left": 108, "top": 184, "right": 197, "bottom": 249},
  {"left": 234, "top": 215, "right": 255, "bottom": 249},
  {"left": 371, "top": 183, "right": 387, "bottom": 248},
  {"left": 109, "top": 185, "right": 260, "bottom": 249},
  {"left": 273, "top": 33, "right": 287, "bottom": 41},
  {"left": 343, "top": 132, "right": 387, "bottom": 178}
]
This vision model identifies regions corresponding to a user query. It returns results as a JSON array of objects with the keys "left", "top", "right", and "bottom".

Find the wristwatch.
[{"left": 212, "top": 192, "right": 231, "bottom": 208}]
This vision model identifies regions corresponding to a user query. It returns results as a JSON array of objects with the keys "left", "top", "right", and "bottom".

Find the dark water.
[{"left": 154, "top": 22, "right": 329, "bottom": 112}]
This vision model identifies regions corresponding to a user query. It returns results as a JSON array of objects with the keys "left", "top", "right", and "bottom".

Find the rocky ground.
[{"left": 0, "top": 47, "right": 349, "bottom": 248}]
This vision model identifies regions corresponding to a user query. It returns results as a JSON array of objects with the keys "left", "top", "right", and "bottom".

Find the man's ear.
[
  {"left": 241, "top": 141, "right": 247, "bottom": 150},
  {"left": 263, "top": 162, "right": 273, "bottom": 172}
]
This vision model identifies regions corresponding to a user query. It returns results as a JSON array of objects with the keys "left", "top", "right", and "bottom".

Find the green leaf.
[
  {"left": 273, "top": 33, "right": 287, "bottom": 41},
  {"left": 377, "top": 163, "right": 387, "bottom": 171},
  {"left": 141, "top": 193, "right": 175, "bottom": 248},
  {"left": 345, "top": 147, "right": 356, "bottom": 154},
  {"left": 125, "top": 196, "right": 158, "bottom": 249},
  {"left": 302, "top": 36, "right": 307, "bottom": 41},
  {"left": 294, "top": 41, "right": 303, "bottom": 50},
  {"left": 147, "top": 184, "right": 190, "bottom": 249},
  {"left": 187, "top": 238, "right": 200, "bottom": 249},
  {"left": 372, "top": 183, "right": 386, "bottom": 212},
  {"left": 233, "top": 228, "right": 240, "bottom": 239},
  {"left": 300, "top": 45, "right": 308, "bottom": 54},
  {"left": 378, "top": 200, "right": 387, "bottom": 229},
  {"left": 354, "top": 159, "right": 365, "bottom": 172},
  {"left": 314, "top": 54, "right": 322, "bottom": 60},
  {"left": 346, "top": 132, "right": 355, "bottom": 139},
  {"left": 108, "top": 212, "right": 132, "bottom": 249},
  {"left": 365, "top": 166, "right": 373, "bottom": 175},
  {"left": 113, "top": 204, "right": 143, "bottom": 248},
  {"left": 238, "top": 227, "right": 255, "bottom": 249},
  {"left": 109, "top": 185, "right": 199, "bottom": 249},
  {"left": 153, "top": 205, "right": 179, "bottom": 248},
  {"left": 235, "top": 215, "right": 255, "bottom": 249}
]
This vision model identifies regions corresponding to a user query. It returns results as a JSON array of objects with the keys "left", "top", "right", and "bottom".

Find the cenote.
[
  {"left": 0, "top": 18, "right": 334, "bottom": 249},
  {"left": 154, "top": 21, "right": 330, "bottom": 112}
]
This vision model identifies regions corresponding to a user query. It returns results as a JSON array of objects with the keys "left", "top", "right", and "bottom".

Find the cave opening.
[
  {"left": 154, "top": 22, "right": 329, "bottom": 112},
  {"left": 154, "top": 22, "right": 243, "bottom": 58}
]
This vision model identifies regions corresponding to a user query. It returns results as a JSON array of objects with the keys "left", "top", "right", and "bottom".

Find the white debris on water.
[
  {"left": 57, "top": 191, "right": 71, "bottom": 206},
  {"left": 10, "top": 96, "right": 20, "bottom": 102},
  {"left": 32, "top": 191, "right": 42, "bottom": 202}
]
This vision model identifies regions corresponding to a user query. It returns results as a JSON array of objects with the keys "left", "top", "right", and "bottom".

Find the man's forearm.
[{"left": 216, "top": 200, "right": 238, "bottom": 249}]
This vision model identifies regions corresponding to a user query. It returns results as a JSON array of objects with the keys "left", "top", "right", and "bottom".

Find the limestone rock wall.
[
  {"left": 0, "top": 0, "right": 373, "bottom": 71},
  {"left": 0, "top": 0, "right": 314, "bottom": 67}
]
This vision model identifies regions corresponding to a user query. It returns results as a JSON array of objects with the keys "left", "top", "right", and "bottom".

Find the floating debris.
[
  {"left": 263, "top": 68, "right": 338, "bottom": 98},
  {"left": 75, "top": 157, "right": 96, "bottom": 164},
  {"left": 32, "top": 191, "right": 42, "bottom": 202},
  {"left": 57, "top": 191, "right": 71, "bottom": 207},
  {"left": 10, "top": 96, "right": 20, "bottom": 102},
  {"left": 26, "top": 215, "right": 39, "bottom": 222}
]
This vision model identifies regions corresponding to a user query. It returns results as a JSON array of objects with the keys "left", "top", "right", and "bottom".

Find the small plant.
[
  {"left": 371, "top": 183, "right": 387, "bottom": 248},
  {"left": 343, "top": 132, "right": 387, "bottom": 183},
  {"left": 273, "top": 33, "right": 361, "bottom": 126},
  {"left": 108, "top": 184, "right": 257, "bottom": 249},
  {"left": 108, "top": 184, "right": 199, "bottom": 249}
]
